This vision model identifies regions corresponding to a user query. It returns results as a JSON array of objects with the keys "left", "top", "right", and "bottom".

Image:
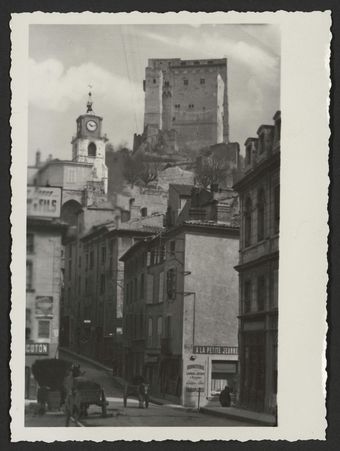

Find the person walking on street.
[
  {"left": 219, "top": 384, "right": 231, "bottom": 407},
  {"left": 63, "top": 367, "right": 74, "bottom": 427}
]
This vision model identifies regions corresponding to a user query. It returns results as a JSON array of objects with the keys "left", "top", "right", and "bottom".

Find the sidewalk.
[
  {"left": 199, "top": 405, "right": 277, "bottom": 426},
  {"left": 58, "top": 348, "right": 276, "bottom": 425},
  {"left": 59, "top": 347, "right": 185, "bottom": 408}
]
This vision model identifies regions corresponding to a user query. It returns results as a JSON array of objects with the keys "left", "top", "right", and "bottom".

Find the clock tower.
[{"left": 71, "top": 91, "right": 108, "bottom": 193}]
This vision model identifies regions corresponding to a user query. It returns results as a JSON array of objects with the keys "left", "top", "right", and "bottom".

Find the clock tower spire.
[
  {"left": 86, "top": 85, "right": 94, "bottom": 114},
  {"left": 71, "top": 89, "right": 108, "bottom": 193}
]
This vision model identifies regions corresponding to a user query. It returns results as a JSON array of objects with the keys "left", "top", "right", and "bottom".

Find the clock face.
[{"left": 86, "top": 120, "right": 98, "bottom": 132}]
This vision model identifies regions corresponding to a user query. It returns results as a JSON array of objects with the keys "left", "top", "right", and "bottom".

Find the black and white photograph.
[{"left": 10, "top": 11, "right": 329, "bottom": 441}]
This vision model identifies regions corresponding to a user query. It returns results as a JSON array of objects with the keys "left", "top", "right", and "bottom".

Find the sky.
[{"left": 28, "top": 24, "right": 280, "bottom": 165}]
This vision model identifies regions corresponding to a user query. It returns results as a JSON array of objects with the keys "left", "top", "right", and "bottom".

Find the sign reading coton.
[
  {"left": 27, "top": 186, "right": 61, "bottom": 218},
  {"left": 25, "top": 343, "right": 49, "bottom": 355}
]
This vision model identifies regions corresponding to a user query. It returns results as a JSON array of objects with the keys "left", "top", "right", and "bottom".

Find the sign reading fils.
[
  {"left": 193, "top": 345, "right": 238, "bottom": 355},
  {"left": 27, "top": 186, "right": 61, "bottom": 218}
]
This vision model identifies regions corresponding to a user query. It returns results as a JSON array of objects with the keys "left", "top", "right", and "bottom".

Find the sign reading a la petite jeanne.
[
  {"left": 25, "top": 343, "right": 49, "bottom": 355},
  {"left": 193, "top": 345, "right": 238, "bottom": 355}
]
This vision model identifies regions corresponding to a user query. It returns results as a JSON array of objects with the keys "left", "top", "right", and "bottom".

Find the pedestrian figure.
[
  {"left": 63, "top": 367, "right": 74, "bottom": 427},
  {"left": 37, "top": 385, "right": 49, "bottom": 415},
  {"left": 219, "top": 384, "right": 231, "bottom": 407},
  {"left": 72, "top": 363, "right": 81, "bottom": 378}
]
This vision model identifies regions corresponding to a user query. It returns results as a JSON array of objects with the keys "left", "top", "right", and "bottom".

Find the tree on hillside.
[
  {"left": 195, "top": 154, "right": 229, "bottom": 189},
  {"left": 123, "top": 151, "right": 163, "bottom": 187}
]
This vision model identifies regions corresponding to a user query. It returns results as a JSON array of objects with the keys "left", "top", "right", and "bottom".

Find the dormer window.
[{"left": 88, "top": 142, "right": 97, "bottom": 157}]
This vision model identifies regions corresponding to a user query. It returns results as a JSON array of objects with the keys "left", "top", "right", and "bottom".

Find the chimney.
[
  {"left": 35, "top": 149, "right": 41, "bottom": 167},
  {"left": 211, "top": 183, "right": 219, "bottom": 193},
  {"left": 48, "top": 153, "right": 53, "bottom": 161}
]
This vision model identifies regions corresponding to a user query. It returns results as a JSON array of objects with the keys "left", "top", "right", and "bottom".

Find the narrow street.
[{"left": 25, "top": 352, "right": 254, "bottom": 427}]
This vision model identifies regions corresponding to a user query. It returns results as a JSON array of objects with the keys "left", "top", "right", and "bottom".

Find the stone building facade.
[
  {"left": 233, "top": 111, "right": 280, "bottom": 415},
  {"left": 120, "top": 185, "right": 239, "bottom": 407},
  {"left": 139, "top": 58, "right": 229, "bottom": 154},
  {"left": 62, "top": 213, "right": 163, "bottom": 369},
  {"left": 25, "top": 186, "right": 67, "bottom": 398}
]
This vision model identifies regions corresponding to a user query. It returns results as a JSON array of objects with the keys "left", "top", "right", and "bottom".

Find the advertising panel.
[
  {"left": 35, "top": 296, "right": 53, "bottom": 317},
  {"left": 27, "top": 186, "right": 61, "bottom": 218}
]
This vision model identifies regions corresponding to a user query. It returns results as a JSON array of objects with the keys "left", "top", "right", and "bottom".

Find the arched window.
[
  {"left": 244, "top": 197, "right": 252, "bottom": 247},
  {"left": 257, "top": 189, "right": 265, "bottom": 241},
  {"left": 88, "top": 142, "right": 97, "bottom": 157}
]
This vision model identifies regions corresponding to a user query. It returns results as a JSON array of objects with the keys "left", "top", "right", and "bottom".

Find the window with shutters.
[
  {"left": 270, "top": 269, "right": 279, "bottom": 308},
  {"left": 101, "top": 246, "right": 106, "bottom": 265},
  {"left": 26, "top": 261, "right": 33, "bottom": 291},
  {"left": 38, "top": 320, "right": 50, "bottom": 339},
  {"left": 166, "top": 268, "right": 177, "bottom": 300},
  {"left": 257, "top": 276, "right": 266, "bottom": 311},
  {"left": 140, "top": 273, "right": 145, "bottom": 299},
  {"left": 134, "top": 278, "right": 138, "bottom": 302},
  {"left": 148, "top": 317, "right": 153, "bottom": 346},
  {"left": 169, "top": 240, "right": 176, "bottom": 256},
  {"left": 244, "top": 280, "right": 251, "bottom": 313},
  {"left": 26, "top": 233, "right": 34, "bottom": 254},
  {"left": 157, "top": 316, "right": 163, "bottom": 346},
  {"left": 159, "top": 271, "right": 164, "bottom": 303},
  {"left": 244, "top": 197, "right": 252, "bottom": 247},
  {"left": 257, "top": 189, "right": 265, "bottom": 241},
  {"left": 165, "top": 316, "right": 172, "bottom": 338},
  {"left": 100, "top": 274, "right": 105, "bottom": 294},
  {"left": 274, "top": 184, "right": 280, "bottom": 233},
  {"left": 146, "top": 274, "right": 154, "bottom": 304}
]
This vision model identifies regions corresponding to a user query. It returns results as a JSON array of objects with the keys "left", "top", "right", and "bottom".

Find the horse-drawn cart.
[
  {"left": 31, "top": 358, "right": 108, "bottom": 424},
  {"left": 123, "top": 376, "right": 150, "bottom": 408},
  {"left": 70, "top": 376, "right": 108, "bottom": 421}
]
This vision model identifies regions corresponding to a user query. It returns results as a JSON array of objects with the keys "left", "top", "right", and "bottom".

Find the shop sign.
[
  {"left": 35, "top": 296, "right": 53, "bottom": 317},
  {"left": 185, "top": 363, "right": 205, "bottom": 393},
  {"left": 25, "top": 343, "right": 49, "bottom": 355},
  {"left": 193, "top": 345, "right": 238, "bottom": 355},
  {"left": 27, "top": 186, "right": 61, "bottom": 218}
]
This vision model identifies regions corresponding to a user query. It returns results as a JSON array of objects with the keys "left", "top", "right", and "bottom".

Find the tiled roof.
[
  {"left": 183, "top": 220, "right": 239, "bottom": 229},
  {"left": 170, "top": 184, "right": 194, "bottom": 196}
]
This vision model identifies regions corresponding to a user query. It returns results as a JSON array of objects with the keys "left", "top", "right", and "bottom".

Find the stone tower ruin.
[{"left": 142, "top": 58, "right": 229, "bottom": 153}]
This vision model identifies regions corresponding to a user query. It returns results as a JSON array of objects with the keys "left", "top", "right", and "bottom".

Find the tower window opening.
[
  {"left": 200, "top": 78, "right": 205, "bottom": 85},
  {"left": 141, "top": 207, "right": 148, "bottom": 217},
  {"left": 88, "top": 142, "right": 97, "bottom": 157},
  {"left": 184, "top": 79, "right": 189, "bottom": 86},
  {"left": 153, "top": 79, "right": 156, "bottom": 84}
]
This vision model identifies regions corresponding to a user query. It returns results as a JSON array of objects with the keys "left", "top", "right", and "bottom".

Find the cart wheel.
[
  {"left": 101, "top": 403, "right": 107, "bottom": 418},
  {"left": 101, "top": 389, "right": 107, "bottom": 417},
  {"left": 72, "top": 391, "right": 81, "bottom": 422},
  {"left": 73, "top": 405, "right": 80, "bottom": 422}
]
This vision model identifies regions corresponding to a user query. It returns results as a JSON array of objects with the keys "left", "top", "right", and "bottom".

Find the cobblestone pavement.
[{"left": 25, "top": 352, "right": 254, "bottom": 427}]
